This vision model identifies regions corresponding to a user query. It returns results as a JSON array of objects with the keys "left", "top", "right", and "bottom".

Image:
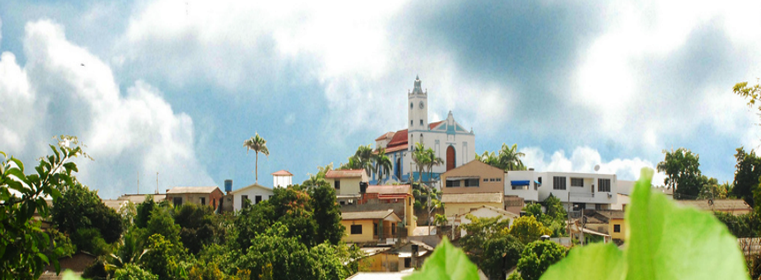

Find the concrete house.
[
  {"left": 341, "top": 209, "right": 402, "bottom": 245},
  {"left": 166, "top": 186, "right": 224, "bottom": 210},
  {"left": 325, "top": 169, "right": 369, "bottom": 205},
  {"left": 231, "top": 183, "right": 274, "bottom": 211}
]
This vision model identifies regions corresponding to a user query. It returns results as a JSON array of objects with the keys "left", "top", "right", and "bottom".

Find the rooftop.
[
  {"left": 677, "top": 199, "right": 752, "bottom": 212},
  {"left": 271, "top": 170, "right": 293, "bottom": 176},
  {"left": 341, "top": 209, "right": 401, "bottom": 222},
  {"left": 366, "top": 185, "right": 411, "bottom": 195},
  {"left": 441, "top": 192, "right": 503, "bottom": 204},
  {"left": 166, "top": 186, "right": 221, "bottom": 194},
  {"left": 117, "top": 194, "right": 166, "bottom": 204},
  {"left": 325, "top": 169, "right": 366, "bottom": 179}
]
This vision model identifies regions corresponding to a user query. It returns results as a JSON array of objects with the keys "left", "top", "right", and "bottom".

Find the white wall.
[
  {"left": 273, "top": 175, "right": 292, "bottom": 188},
  {"left": 505, "top": 171, "right": 540, "bottom": 202},
  {"left": 233, "top": 186, "right": 274, "bottom": 211},
  {"left": 503, "top": 171, "right": 618, "bottom": 206}
]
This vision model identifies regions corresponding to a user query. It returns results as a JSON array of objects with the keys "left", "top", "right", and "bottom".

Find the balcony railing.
[{"left": 570, "top": 192, "right": 594, "bottom": 198}]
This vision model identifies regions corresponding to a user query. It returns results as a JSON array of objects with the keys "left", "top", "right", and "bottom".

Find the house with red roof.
[
  {"left": 372, "top": 76, "right": 476, "bottom": 186},
  {"left": 272, "top": 169, "right": 293, "bottom": 188}
]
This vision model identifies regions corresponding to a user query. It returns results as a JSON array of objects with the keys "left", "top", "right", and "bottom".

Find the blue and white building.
[{"left": 373, "top": 76, "right": 476, "bottom": 185}]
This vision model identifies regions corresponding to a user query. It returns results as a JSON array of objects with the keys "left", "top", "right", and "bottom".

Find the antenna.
[
  {"left": 156, "top": 172, "right": 159, "bottom": 194},
  {"left": 137, "top": 171, "right": 140, "bottom": 194}
]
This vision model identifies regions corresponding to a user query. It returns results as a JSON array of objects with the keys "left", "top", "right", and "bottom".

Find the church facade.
[{"left": 373, "top": 76, "right": 476, "bottom": 186}]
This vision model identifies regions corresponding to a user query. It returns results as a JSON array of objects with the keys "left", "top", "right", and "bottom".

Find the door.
[{"left": 446, "top": 146, "right": 456, "bottom": 171}]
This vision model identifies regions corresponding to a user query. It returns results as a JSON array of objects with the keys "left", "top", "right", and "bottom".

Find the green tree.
[
  {"left": 460, "top": 214, "right": 512, "bottom": 264},
  {"left": 411, "top": 142, "right": 430, "bottom": 184},
  {"left": 141, "top": 234, "right": 185, "bottom": 280},
  {"left": 0, "top": 136, "right": 89, "bottom": 279},
  {"left": 174, "top": 203, "right": 216, "bottom": 255},
  {"left": 732, "top": 148, "right": 761, "bottom": 206},
  {"left": 482, "top": 235, "right": 525, "bottom": 280},
  {"left": 516, "top": 240, "right": 567, "bottom": 280},
  {"left": 113, "top": 264, "right": 158, "bottom": 280},
  {"left": 135, "top": 195, "right": 156, "bottom": 228},
  {"left": 310, "top": 182, "right": 345, "bottom": 245},
  {"left": 235, "top": 223, "right": 317, "bottom": 280},
  {"left": 340, "top": 145, "right": 373, "bottom": 175},
  {"left": 509, "top": 216, "right": 552, "bottom": 244},
  {"left": 372, "top": 148, "right": 392, "bottom": 184},
  {"left": 146, "top": 206, "right": 182, "bottom": 245},
  {"left": 657, "top": 148, "right": 704, "bottom": 199},
  {"left": 523, "top": 203, "right": 542, "bottom": 218},
  {"left": 107, "top": 228, "right": 148, "bottom": 273},
  {"left": 244, "top": 133, "right": 270, "bottom": 183},
  {"left": 425, "top": 147, "right": 444, "bottom": 184},
  {"left": 714, "top": 212, "right": 758, "bottom": 238},
  {"left": 234, "top": 200, "right": 276, "bottom": 253},
  {"left": 478, "top": 143, "right": 527, "bottom": 171},
  {"left": 52, "top": 182, "right": 124, "bottom": 250},
  {"left": 302, "top": 163, "right": 333, "bottom": 188}
]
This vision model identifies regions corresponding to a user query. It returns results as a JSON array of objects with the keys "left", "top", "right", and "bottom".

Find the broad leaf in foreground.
[
  {"left": 542, "top": 168, "right": 748, "bottom": 280},
  {"left": 404, "top": 238, "right": 479, "bottom": 280}
]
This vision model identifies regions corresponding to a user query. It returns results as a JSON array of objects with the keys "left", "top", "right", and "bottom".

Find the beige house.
[
  {"left": 441, "top": 192, "right": 504, "bottom": 217},
  {"left": 341, "top": 210, "right": 402, "bottom": 244},
  {"left": 441, "top": 160, "right": 505, "bottom": 195},
  {"left": 326, "top": 169, "right": 370, "bottom": 196},
  {"left": 166, "top": 186, "right": 224, "bottom": 210}
]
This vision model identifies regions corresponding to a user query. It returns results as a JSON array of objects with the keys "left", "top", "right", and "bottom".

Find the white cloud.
[
  {"left": 0, "top": 52, "right": 35, "bottom": 152},
  {"left": 117, "top": 0, "right": 514, "bottom": 139},
  {"left": 521, "top": 146, "right": 667, "bottom": 185},
  {"left": 0, "top": 20, "right": 213, "bottom": 198}
]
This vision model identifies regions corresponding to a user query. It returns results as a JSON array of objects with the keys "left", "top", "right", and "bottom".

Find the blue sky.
[{"left": 1, "top": 0, "right": 761, "bottom": 198}]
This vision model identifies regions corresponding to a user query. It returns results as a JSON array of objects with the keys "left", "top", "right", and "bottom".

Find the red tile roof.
[
  {"left": 271, "top": 170, "right": 293, "bottom": 176},
  {"left": 375, "top": 132, "right": 395, "bottom": 141},
  {"left": 428, "top": 120, "right": 444, "bottom": 129},
  {"left": 387, "top": 129, "right": 408, "bottom": 147},
  {"left": 325, "top": 169, "right": 366, "bottom": 179},
  {"left": 384, "top": 144, "right": 408, "bottom": 153}
]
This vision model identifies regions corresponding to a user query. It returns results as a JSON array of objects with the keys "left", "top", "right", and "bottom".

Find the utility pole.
[
  {"left": 156, "top": 172, "right": 159, "bottom": 194},
  {"left": 137, "top": 171, "right": 140, "bottom": 194}
]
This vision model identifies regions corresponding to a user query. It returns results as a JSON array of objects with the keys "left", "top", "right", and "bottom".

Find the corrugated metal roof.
[
  {"left": 366, "top": 185, "right": 411, "bottom": 195},
  {"left": 166, "top": 186, "right": 221, "bottom": 194},
  {"left": 326, "top": 169, "right": 366, "bottom": 179},
  {"left": 441, "top": 193, "right": 503, "bottom": 204}
]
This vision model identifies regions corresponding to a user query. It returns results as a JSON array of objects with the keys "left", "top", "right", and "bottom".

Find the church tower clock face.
[{"left": 419, "top": 101, "right": 424, "bottom": 109}]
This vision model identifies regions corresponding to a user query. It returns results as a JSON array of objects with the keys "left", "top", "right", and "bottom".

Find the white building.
[
  {"left": 505, "top": 170, "right": 619, "bottom": 210},
  {"left": 373, "top": 76, "right": 476, "bottom": 184},
  {"left": 231, "top": 183, "right": 274, "bottom": 211},
  {"left": 272, "top": 170, "right": 293, "bottom": 188}
]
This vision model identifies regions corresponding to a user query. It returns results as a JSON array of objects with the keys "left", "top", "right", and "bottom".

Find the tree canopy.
[{"left": 657, "top": 148, "right": 704, "bottom": 199}]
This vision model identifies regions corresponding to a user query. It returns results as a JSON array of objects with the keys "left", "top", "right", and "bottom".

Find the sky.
[{"left": 1, "top": 0, "right": 761, "bottom": 198}]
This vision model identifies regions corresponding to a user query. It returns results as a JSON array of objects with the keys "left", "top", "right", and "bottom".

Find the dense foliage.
[
  {"left": 732, "top": 148, "right": 761, "bottom": 206},
  {"left": 516, "top": 240, "right": 567, "bottom": 280},
  {"left": 477, "top": 143, "right": 527, "bottom": 171}
]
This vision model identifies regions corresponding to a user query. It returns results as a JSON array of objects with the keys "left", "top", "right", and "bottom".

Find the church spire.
[{"left": 413, "top": 75, "right": 423, "bottom": 94}]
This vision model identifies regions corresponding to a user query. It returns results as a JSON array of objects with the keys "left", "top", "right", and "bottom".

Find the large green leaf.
[
  {"left": 541, "top": 168, "right": 749, "bottom": 280},
  {"left": 541, "top": 243, "right": 625, "bottom": 280},
  {"left": 404, "top": 238, "right": 480, "bottom": 280}
]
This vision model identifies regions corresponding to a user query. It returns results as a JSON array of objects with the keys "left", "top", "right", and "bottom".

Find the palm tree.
[
  {"left": 244, "top": 133, "right": 270, "bottom": 183},
  {"left": 373, "top": 148, "right": 392, "bottom": 184},
  {"left": 106, "top": 231, "right": 148, "bottom": 272},
  {"left": 412, "top": 143, "right": 429, "bottom": 184},
  {"left": 354, "top": 144, "right": 374, "bottom": 175},
  {"left": 426, "top": 148, "right": 444, "bottom": 184},
  {"left": 497, "top": 143, "right": 526, "bottom": 171}
]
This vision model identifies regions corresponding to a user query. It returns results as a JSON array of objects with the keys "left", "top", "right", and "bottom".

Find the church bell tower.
[{"left": 408, "top": 76, "right": 428, "bottom": 132}]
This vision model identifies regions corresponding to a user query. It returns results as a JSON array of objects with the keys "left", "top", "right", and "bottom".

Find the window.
[
  {"left": 405, "top": 258, "right": 412, "bottom": 268},
  {"left": 335, "top": 180, "right": 341, "bottom": 190},
  {"left": 496, "top": 178, "right": 502, "bottom": 182},
  {"left": 446, "top": 180, "right": 460, "bottom": 187},
  {"left": 614, "top": 224, "right": 621, "bottom": 233},
  {"left": 410, "top": 120, "right": 413, "bottom": 127},
  {"left": 242, "top": 195, "right": 248, "bottom": 208},
  {"left": 553, "top": 176, "right": 566, "bottom": 190},
  {"left": 571, "top": 178, "right": 584, "bottom": 187},
  {"left": 200, "top": 197, "right": 205, "bottom": 206},
  {"left": 351, "top": 225, "right": 362, "bottom": 235},
  {"left": 392, "top": 224, "right": 396, "bottom": 235},
  {"left": 374, "top": 223, "right": 378, "bottom": 235},
  {"left": 489, "top": 178, "right": 495, "bottom": 182},
  {"left": 255, "top": 195, "right": 262, "bottom": 204},
  {"left": 410, "top": 103, "right": 413, "bottom": 109},
  {"left": 598, "top": 179, "right": 611, "bottom": 192},
  {"left": 483, "top": 178, "right": 488, "bottom": 182},
  {"left": 538, "top": 177, "right": 542, "bottom": 184},
  {"left": 595, "top": 204, "right": 603, "bottom": 210},
  {"left": 339, "top": 201, "right": 345, "bottom": 205},
  {"left": 464, "top": 179, "right": 479, "bottom": 187},
  {"left": 173, "top": 197, "right": 183, "bottom": 206},
  {"left": 420, "top": 119, "right": 423, "bottom": 126}
]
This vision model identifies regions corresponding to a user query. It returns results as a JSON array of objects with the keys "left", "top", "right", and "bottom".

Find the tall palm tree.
[
  {"left": 354, "top": 144, "right": 374, "bottom": 175},
  {"left": 426, "top": 148, "right": 444, "bottom": 184},
  {"left": 498, "top": 143, "right": 526, "bottom": 171},
  {"left": 244, "top": 133, "right": 270, "bottom": 183},
  {"left": 373, "top": 148, "right": 392, "bottom": 184}
]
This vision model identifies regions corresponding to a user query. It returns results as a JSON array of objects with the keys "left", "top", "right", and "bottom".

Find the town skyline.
[{"left": 2, "top": 0, "right": 761, "bottom": 198}]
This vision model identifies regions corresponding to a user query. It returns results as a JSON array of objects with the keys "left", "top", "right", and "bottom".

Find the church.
[{"left": 373, "top": 76, "right": 476, "bottom": 186}]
